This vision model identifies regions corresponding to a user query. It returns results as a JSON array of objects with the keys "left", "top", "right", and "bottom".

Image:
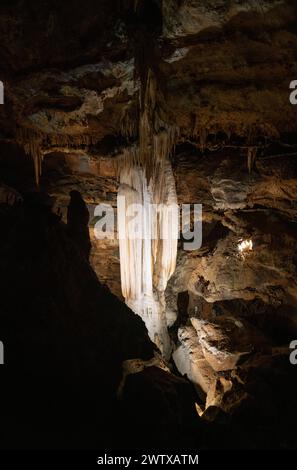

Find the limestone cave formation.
[{"left": 0, "top": 0, "right": 297, "bottom": 451}]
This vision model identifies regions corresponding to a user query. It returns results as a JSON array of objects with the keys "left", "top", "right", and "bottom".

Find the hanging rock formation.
[{"left": 0, "top": 0, "right": 297, "bottom": 449}]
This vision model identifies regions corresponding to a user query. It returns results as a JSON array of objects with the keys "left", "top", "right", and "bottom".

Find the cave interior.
[{"left": 0, "top": 0, "right": 297, "bottom": 451}]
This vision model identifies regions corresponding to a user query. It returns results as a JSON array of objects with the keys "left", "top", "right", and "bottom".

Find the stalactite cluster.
[
  {"left": 117, "top": 161, "right": 178, "bottom": 358},
  {"left": 117, "top": 12, "right": 180, "bottom": 357},
  {"left": 16, "top": 128, "right": 43, "bottom": 186},
  {"left": 16, "top": 128, "right": 103, "bottom": 185}
]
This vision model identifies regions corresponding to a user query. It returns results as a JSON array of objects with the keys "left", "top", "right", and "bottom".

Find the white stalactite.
[
  {"left": 117, "top": 61, "right": 179, "bottom": 359},
  {"left": 117, "top": 161, "right": 178, "bottom": 359}
]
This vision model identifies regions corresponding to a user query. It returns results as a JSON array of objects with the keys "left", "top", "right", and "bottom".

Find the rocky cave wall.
[{"left": 0, "top": 0, "right": 297, "bottom": 448}]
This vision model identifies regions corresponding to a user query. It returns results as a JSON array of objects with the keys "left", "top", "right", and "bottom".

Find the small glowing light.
[{"left": 238, "top": 239, "right": 253, "bottom": 254}]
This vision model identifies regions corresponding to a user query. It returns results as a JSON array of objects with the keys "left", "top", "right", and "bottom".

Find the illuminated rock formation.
[{"left": 117, "top": 160, "right": 178, "bottom": 359}]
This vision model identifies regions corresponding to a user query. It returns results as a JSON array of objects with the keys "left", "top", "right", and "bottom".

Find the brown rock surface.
[{"left": 0, "top": 0, "right": 297, "bottom": 449}]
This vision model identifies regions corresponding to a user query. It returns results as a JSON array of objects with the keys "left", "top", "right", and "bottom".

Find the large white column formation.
[
  {"left": 117, "top": 64, "right": 179, "bottom": 359},
  {"left": 117, "top": 160, "right": 178, "bottom": 359}
]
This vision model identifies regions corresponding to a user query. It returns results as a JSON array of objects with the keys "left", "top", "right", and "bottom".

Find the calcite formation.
[{"left": 0, "top": 0, "right": 297, "bottom": 448}]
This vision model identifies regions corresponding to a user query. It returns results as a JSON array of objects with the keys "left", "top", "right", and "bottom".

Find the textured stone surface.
[
  {"left": 0, "top": 0, "right": 297, "bottom": 449},
  {"left": 173, "top": 325, "right": 217, "bottom": 395}
]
